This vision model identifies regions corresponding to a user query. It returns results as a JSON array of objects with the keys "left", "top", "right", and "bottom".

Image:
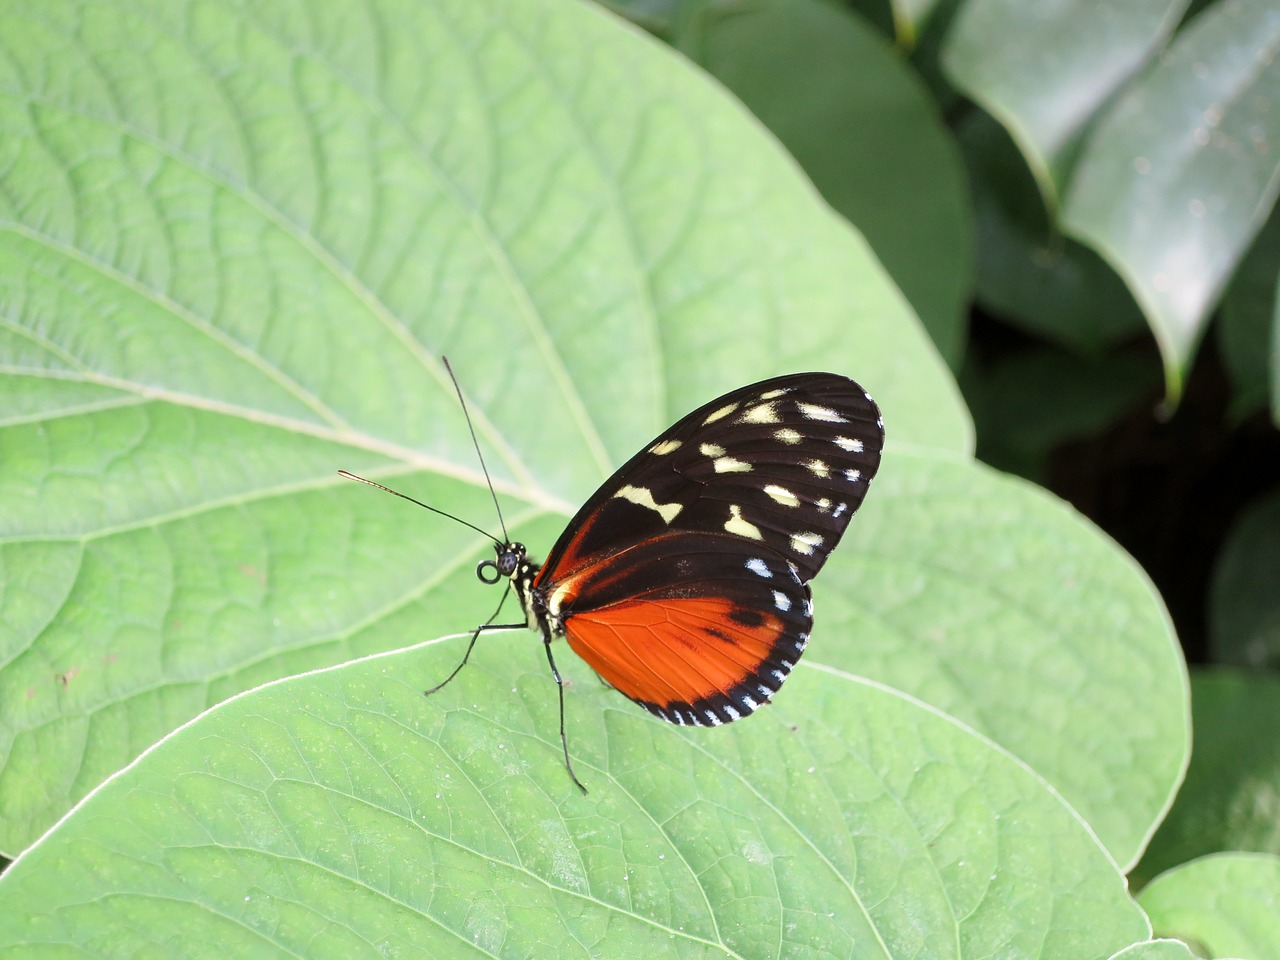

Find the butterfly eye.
[
  {"left": 496, "top": 546, "right": 522, "bottom": 577},
  {"left": 475, "top": 559, "right": 502, "bottom": 584}
]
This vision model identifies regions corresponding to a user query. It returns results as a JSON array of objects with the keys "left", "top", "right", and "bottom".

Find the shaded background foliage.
[
  {"left": 609, "top": 0, "right": 1280, "bottom": 671},
  {"left": 606, "top": 0, "right": 1280, "bottom": 937}
]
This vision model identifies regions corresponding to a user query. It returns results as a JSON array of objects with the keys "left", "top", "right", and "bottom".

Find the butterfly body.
[{"left": 488, "top": 372, "right": 883, "bottom": 729}]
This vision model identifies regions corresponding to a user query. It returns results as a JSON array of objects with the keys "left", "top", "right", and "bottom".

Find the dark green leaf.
[
  {"left": 1209, "top": 492, "right": 1280, "bottom": 668},
  {"left": 943, "top": 0, "right": 1189, "bottom": 198},
  {"left": 1062, "top": 0, "right": 1280, "bottom": 400},
  {"left": 958, "top": 111, "right": 1148, "bottom": 353},
  {"left": 960, "top": 348, "right": 1161, "bottom": 482},
  {"left": 674, "top": 0, "right": 973, "bottom": 366},
  {"left": 1136, "top": 669, "right": 1280, "bottom": 884},
  {"left": 1218, "top": 205, "right": 1280, "bottom": 425}
]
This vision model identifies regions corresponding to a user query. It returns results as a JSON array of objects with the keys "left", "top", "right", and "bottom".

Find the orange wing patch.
[{"left": 563, "top": 596, "right": 790, "bottom": 723}]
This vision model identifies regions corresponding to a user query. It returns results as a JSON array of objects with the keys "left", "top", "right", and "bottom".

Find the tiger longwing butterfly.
[{"left": 341, "top": 369, "right": 883, "bottom": 792}]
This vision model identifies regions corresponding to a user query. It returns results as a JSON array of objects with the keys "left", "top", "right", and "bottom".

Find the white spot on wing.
[
  {"left": 724, "top": 705, "right": 741, "bottom": 721},
  {"left": 774, "top": 428, "right": 803, "bottom": 444},
  {"left": 772, "top": 590, "right": 792, "bottom": 612},
  {"left": 741, "top": 695, "right": 759, "bottom": 710},
  {"left": 790, "top": 531, "right": 824, "bottom": 556},
  {"left": 703, "top": 402, "right": 739, "bottom": 425},
  {"left": 714, "top": 456, "right": 752, "bottom": 473},
  {"left": 759, "top": 388, "right": 790, "bottom": 400},
  {"left": 758, "top": 685, "right": 773, "bottom": 699},
  {"left": 614, "top": 484, "right": 683, "bottom": 524},
  {"left": 845, "top": 469, "right": 862, "bottom": 483},
  {"left": 797, "top": 401, "right": 846, "bottom": 423},
  {"left": 745, "top": 558, "right": 772, "bottom": 578},
  {"left": 699, "top": 442, "right": 726, "bottom": 457},
  {"left": 725, "top": 504, "right": 763, "bottom": 540},
  {"left": 815, "top": 498, "right": 831, "bottom": 513},
  {"left": 832, "top": 502, "right": 848, "bottom": 519},
  {"left": 805, "top": 458, "right": 830, "bottom": 478},
  {"left": 738, "top": 402, "right": 779, "bottom": 424},
  {"left": 649, "top": 438, "right": 682, "bottom": 455},
  {"left": 771, "top": 669, "right": 786, "bottom": 683},
  {"left": 833, "top": 436, "right": 864, "bottom": 452},
  {"left": 705, "top": 710, "right": 721, "bottom": 726},
  {"left": 763, "top": 484, "right": 799, "bottom": 507}
]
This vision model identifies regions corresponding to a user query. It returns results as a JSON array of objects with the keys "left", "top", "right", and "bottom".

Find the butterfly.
[{"left": 341, "top": 369, "right": 883, "bottom": 792}]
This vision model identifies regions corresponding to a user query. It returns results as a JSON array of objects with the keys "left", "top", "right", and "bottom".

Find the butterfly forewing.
[{"left": 533, "top": 372, "right": 883, "bottom": 724}]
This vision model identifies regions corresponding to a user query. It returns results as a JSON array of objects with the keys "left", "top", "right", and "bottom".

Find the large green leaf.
[
  {"left": 1107, "top": 942, "right": 1200, "bottom": 960},
  {"left": 0, "top": 649, "right": 1152, "bottom": 958},
  {"left": 0, "top": 0, "right": 964, "bottom": 854},
  {"left": 813, "top": 453, "right": 1187, "bottom": 871},
  {"left": 1061, "top": 0, "right": 1280, "bottom": 400},
  {"left": 943, "top": 0, "right": 1189, "bottom": 198}
]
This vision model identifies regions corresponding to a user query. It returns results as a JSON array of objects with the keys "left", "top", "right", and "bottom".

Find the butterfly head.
[{"left": 476, "top": 541, "right": 528, "bottom": 585}]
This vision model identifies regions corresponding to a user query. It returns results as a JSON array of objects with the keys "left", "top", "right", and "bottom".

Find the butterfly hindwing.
[{"left": 551, "top": 533, "right": 813, "bottom": 725}]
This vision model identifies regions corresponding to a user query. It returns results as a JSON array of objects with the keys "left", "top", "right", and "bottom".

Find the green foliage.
[
  {"left": 1136, "top": 670, "right": 1280, "bottom": 884},
  {"left": 1209, "top": 495, "right": 1280, "bottom": 668},
  {"left": 673, "top": 0, "right": 972, "bottom": 364},
  {"left": 1139, "top": 853, "right": 1280, "bottom": 960},
  {"left": 0, "top": 0, "right": 1273, "bottom": 957}
]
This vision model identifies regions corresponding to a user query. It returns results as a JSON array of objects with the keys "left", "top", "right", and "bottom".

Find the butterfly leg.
[
  {"left": 424, "top": 583, "right": 522, "bottom": 696},
  {"left": 542, "top": 636, "right": 589, "bottom": 795}
]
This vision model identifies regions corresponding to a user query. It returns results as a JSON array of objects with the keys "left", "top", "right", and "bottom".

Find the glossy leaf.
[
  {"left": 943, "top": 0, "right": 1189, "bottom": 199},
  {"left": 1062, "top": 0, "right": 1280, "bottom": 400},
  {"left": 958, "top": 111, "right": 1147, "bottom": 353}
]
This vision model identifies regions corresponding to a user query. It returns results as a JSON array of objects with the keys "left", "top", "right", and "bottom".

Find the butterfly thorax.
[{"left": 484, "top": 541, "right": 554, "bottom": 637}]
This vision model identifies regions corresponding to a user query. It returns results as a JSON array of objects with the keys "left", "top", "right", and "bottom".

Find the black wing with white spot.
[{"left": 536, "top": 372, "right": 884, "bottom": 586}]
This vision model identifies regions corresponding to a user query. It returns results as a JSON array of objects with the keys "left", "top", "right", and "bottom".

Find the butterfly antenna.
[
  {"left": 337, "top": 471, "right": 502, "bottom": 547},
  {"left": 442, "top": 356, "right": 510, "bottom": 543}
]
